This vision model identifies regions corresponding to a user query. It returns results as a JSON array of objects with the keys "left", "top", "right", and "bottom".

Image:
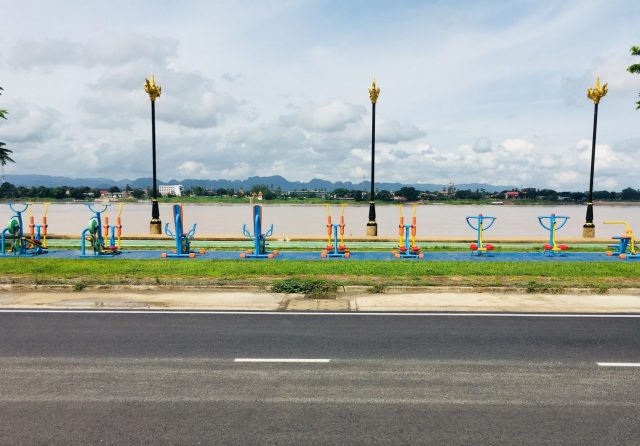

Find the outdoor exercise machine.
[
  {"left": 1, "top": 202, "right": 48, "bottom": 256},
  {"left": 81, "top": 203, "right": 122, "bottom": 256},
  {"left": 241, "top": 204, "right": 278, "bottom": 259},
  {"left": 162, "top": 204, "right": 205, "bottom": 258},
  {"left": 466, "top": 214, "right": 496, "bottom": 256},
  {"left": 604, "top": 220, "right": 639, "bottom": 259},
  {"left": 538, "top": 214, "right": 570, "bottom": 256},
  {"left": 392, "top": 204, "right": 423, "bottom": 259},
  {"left": 321, "top": 204, "right": 350, "bottom": 258}
]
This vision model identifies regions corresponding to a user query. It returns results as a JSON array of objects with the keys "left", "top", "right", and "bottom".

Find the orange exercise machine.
[
  {"left": 392, "top": 204, "right": 423, "bottom": 259},
  {"left": 321, "top": 204, "right": 350, "bottom": 258}
]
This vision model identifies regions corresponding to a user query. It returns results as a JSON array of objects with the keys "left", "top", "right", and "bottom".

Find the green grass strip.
[{"left": 0, "top": 258, "right": 637, "bottom": 280}]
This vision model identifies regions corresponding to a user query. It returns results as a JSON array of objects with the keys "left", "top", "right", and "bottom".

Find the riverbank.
[{"left": 3, "top": 197, "right": 640, "bottom": 206}]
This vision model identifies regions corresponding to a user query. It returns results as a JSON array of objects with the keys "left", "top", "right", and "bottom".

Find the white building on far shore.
[{"left": 158, "top": 184, "right": 184, "bottom": 197}]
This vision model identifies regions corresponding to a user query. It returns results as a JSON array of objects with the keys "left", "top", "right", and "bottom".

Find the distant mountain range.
[{"left": 2, "top": 174, "right": 516, "bottom": 193}]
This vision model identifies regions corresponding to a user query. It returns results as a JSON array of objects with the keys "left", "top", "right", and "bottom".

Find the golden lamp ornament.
[
  {"left": 368, "top": 78, "right": 380, "bottom": 104},
  {"left": 144, "top": 75, "right": 162, "bottom": 101},
  {"left": 587, "top": 77, "right": 607, "bottom": 104}
]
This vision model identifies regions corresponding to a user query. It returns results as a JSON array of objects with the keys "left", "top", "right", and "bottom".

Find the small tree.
[
  {"left": 375, "top": 190, "right": 393, "bottom": 201},
  {"left": 628, "top": 46, "right": 640, "bottom": 109},
  {"left": 621, "top": 187, "right": 640, "bottom": 201},
  {"left": 131, "top": 189, "right": 146, "bottom": 199},
  {"left": 395, "top": 186, "right": 420, "bottom": 202},
  {"left": 332, "top": 188, "right": 351, "bottom": 198}
]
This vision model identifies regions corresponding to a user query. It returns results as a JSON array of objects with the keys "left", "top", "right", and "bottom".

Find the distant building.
[
  {"left": 159, "top": 184, "right": 184, "bottom": 197},
  {"left": 504, "top": 191, "right": 520, "bottom": 199},
  {"left": 442, "top": 181, "right": 457, "bottom": 197},
  {"left": 286, "top": 189, "right": 328, "bottom": 199}
]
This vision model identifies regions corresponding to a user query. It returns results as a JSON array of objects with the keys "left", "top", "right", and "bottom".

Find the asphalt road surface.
[{"left": 0, "top": 310, "right": 639, "bottom": 445}]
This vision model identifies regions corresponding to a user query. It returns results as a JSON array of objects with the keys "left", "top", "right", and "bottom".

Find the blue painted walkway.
[{"left": 1, "top": 250, "right": 636, "bottom": 262}]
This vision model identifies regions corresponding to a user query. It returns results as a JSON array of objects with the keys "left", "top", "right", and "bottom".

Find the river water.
[{"left": 1, "top": 202, "right": 639, "bottom": 238}]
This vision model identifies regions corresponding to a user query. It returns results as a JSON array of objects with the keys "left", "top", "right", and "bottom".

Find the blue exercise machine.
[
  {"left": 466, "top": 214, "right": 496, "bottom": 256},
  {"left": 604, "top": 221, "right": 639, "bottom": 259},
  {"left": 538, "top": 214, "right": 569, "bottom": 256},
  {"left": 162, "top": 204, "right": 204, "bottom": 258},
  {"left": 1, "top": 203, "right": 48, "bottom": 256},
  {"left": 81, "top": 204, "right": 122, "bottom": 256},
  {"left": 241, "top": 205, "right": 278, "bottom": 259}
]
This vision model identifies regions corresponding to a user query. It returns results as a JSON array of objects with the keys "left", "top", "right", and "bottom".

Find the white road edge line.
[
  {"left": 0, "top": 309, "right": 639, "bottom": 318},
  {"left": 597, "top": 362, "right": 640, "bottom": 367},
  {"left": 234, "top": 358, "right": 331, "bottom": 363}
]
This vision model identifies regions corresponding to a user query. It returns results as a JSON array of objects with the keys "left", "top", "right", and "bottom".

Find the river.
[{"left": 1, "top": 202, "right": 639, "bottom": 238}]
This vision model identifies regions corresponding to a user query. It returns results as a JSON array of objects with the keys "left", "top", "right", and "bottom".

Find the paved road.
[{"left": 0, "top": 311, "right": 639, "bottom": 445}]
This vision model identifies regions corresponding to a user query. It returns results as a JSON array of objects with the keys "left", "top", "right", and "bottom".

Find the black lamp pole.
[
  {"left": 583, "top": 77, "right": 607, "bottom": 238},
  {"left": 144, "top": 75, "right": 162, "bottom": 234},
  {"left": 367, "top": 79, "right": 380, "bottom": 236},
  {"left": 584, "top": 102, "right": 598, "bottom": 229}
]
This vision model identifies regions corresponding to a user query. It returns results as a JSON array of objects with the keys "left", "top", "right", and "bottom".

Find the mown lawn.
[{"left": 0, "top": 258, "right": 637, "bottom": 292}]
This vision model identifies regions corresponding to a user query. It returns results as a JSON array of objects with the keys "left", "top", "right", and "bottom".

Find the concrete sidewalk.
[{"left": 1, "top": 289, "right": 640, "bottom": 313}]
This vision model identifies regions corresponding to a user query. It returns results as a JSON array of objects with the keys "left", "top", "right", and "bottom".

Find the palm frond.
[
  {"left": 0, "top": 142, "right": 15, "bottom": 166},
  {"left": 631, "top": 47, "right": 640, "bottom": 110},
  {"left": 0, "top": 86, "right": 5, "bottom": 119}
]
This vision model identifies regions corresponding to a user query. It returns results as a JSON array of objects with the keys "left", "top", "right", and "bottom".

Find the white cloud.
[
  {"left": 499, "top": 139, "right": 535, "bottom": 156},
  {"left": 1, "top": 1, "right": 639, "bottom": 191},
  {"left": 79, "top": 60, "right": 241, "bottom": 130},
  {"left": 9, "top": 39, "right": 81, "bottom": 69},
  {"left": 294, "top": 100, "right": 364, "bottom": 132},
  {"left": 9, "top": 35, "right": 178, "bottom": 69},
  {"left": 550, "top": 170, "right": 579, "bottom": 188},
  {"left": 178, "top": 161, "right": 210, "bottom": 177},
  {"left": 349, "top": 166, "right": 367, "bottom": 180},
  {"left": 473, "top": 137, "right": 493, "bottom": 153},
  {"left": 376, "top": 119, "right": 425, "bottom": 144},
  {"left": 1, "top": 100, "right": 59, "bottom": 142},
  {"left": 159, "top": 71, "right": 241, "bottom": 129},
  {"left": 83, "top": 34, "right": 178, "bottom": 67},
  {"left": 220, "top": 162, "right": 251, "bottom": 179}
]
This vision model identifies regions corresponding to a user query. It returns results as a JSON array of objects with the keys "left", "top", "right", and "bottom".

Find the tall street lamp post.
[
  {"left": 366, "top": 78, "right": 380, "bottom": 236},
  {"left": 583, "top": 77, "right": 607, "bottom": 238},
  {"left": 144, "top": 75, "right": 162, "bottom": 234}
]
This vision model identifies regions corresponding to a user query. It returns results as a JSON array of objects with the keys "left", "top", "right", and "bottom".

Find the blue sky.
[{"left": 0, "top": 0, "right": 639, "bottom": 190}]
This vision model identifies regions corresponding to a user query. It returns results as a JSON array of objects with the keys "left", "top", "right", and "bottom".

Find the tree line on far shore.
[{"left": 1, "top": 181, "right": 640, "bottom": 202}]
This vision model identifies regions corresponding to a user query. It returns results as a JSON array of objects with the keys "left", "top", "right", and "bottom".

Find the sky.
[{"left": 0, "top": 0, "right": 639, "bottom": 190}]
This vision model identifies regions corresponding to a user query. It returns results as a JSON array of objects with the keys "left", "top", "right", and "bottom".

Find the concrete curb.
[
  {"left": 1, "top": 287, "right": 640, "bottom": 313},
  {"left": 2, "top": 283, "right": 640, "bottom": 295}
]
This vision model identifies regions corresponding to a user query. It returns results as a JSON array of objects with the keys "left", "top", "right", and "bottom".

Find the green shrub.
[
  {"left": 368, "top": 283, "right": 386, "bottom": 294},
  {"left": 271, "top": 277, "right": 339, "bottom": 297}
]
